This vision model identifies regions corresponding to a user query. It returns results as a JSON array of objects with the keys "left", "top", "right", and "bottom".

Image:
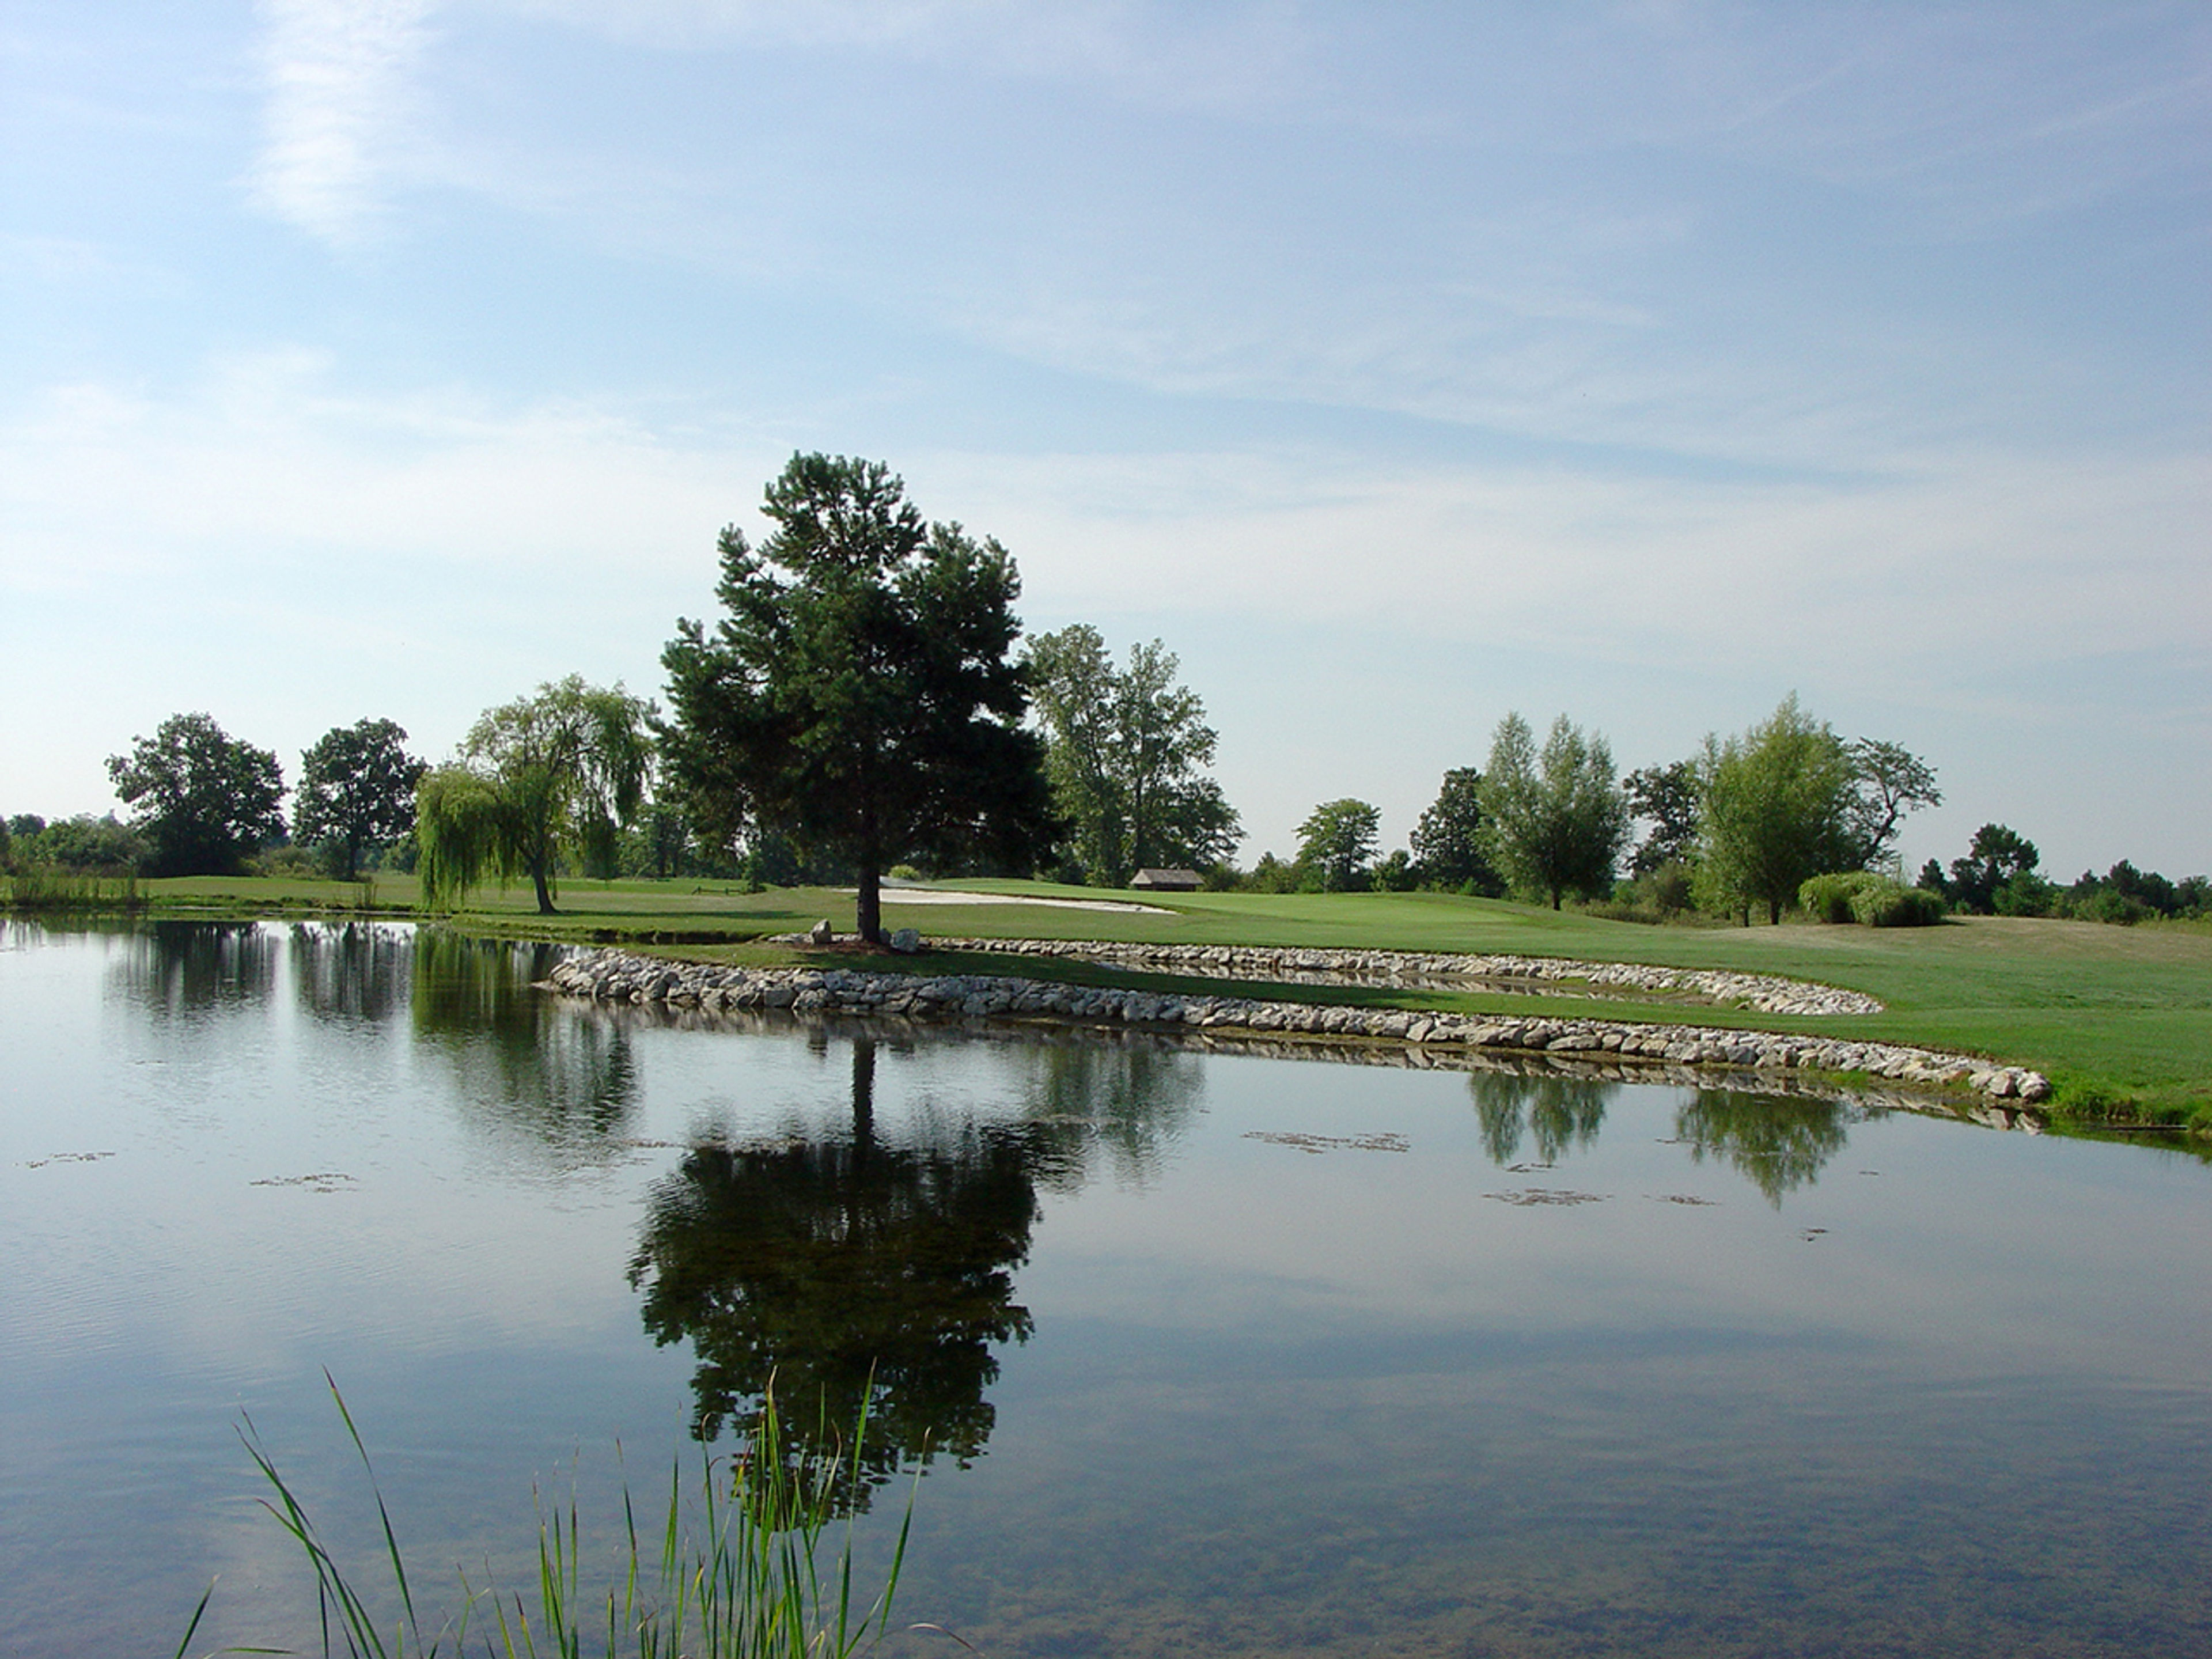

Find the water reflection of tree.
[
  {"left": 287, "top": 922, "right": 408, "bottom": 1026},
  {"left": 411, "top": 931, "right": 639, "bottom": 1150},
  {"left": 1468, "top": 1069, "right": 1613, "bottom": 1165},
  {"left": 630, "top": 1039, "right": 1044, "bottom": 1516},
  {"left": 1014, "top": 1039, "right": 1207, "bottom": 1191},
  {"left": 1675, "top": 1089, "right": 1849, "bottom": 1206},
  {"left": 106, "top": 921, "right": 279, "bottom": 1020}
]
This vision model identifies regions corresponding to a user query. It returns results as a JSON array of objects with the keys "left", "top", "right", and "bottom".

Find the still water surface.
[{"left": 2, "top": 921, "right": 2209, "bottom": 1657}]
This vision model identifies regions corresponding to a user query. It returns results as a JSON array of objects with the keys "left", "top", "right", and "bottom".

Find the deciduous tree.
[
  {"left": 1409, "top": 767, "right": 1502, "bottom": 894},
  {"left": 661, "top": 454, "right": 1058, "bottom": 942},
  {"left": 1694, "top": 695, "right": 1857, "bottom": 925},
  {"left": 415, "top": 677, "right": 655, "bottom": 914},
  {"left": 1476, "top": 713, "right": 1628, "bottom": 910},
  {"left": 1026, "top": 625, "right": 1240, "bottom": 885},
  {"left": 1623, "top": 760, "right": 1700, "bottom": 877},
  {"left": 105, "top": 713, "right": 286, "bottom": 877},
  {"left": 1296, "top": 798, "right": 1381, "bottom": 892},
  {"left": 294, "top": 718, "right": 426, "bottom": 880},
  {"left": 1844, "top": 738, "right": 1941, "bottom": 867}
]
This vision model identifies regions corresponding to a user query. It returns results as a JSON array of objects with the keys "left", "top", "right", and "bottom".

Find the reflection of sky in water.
[{"left": 2, "top": 921, "right": 2209, "bottom": 1657}]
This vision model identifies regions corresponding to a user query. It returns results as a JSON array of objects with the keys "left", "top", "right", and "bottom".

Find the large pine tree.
[{"left": 661, "top": 454, "right": 1058, "bottom": 942}]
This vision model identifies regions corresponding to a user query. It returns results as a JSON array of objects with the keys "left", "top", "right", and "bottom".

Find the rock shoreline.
[
  {"left": 543, "top": 946, "right": 2050, "bottom": 1105},
  {"left": 911, "top": 937, "right": 1885, "bottom": 1016}
]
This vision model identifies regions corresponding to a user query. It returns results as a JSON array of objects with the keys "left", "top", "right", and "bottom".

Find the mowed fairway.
[{"left": 87, "top": 874, "right": 2212, "bottom": 1132}]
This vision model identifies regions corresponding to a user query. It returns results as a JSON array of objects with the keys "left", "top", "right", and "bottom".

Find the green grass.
[
  {"left": 29, "top": 874, "right": 2212, "bottom": 1133},
  {"left": 186, "top": 1377, "right": 912, "bottom": 1659}
]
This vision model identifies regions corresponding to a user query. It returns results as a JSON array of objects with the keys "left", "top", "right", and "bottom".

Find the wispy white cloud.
[
  {"left": 919, "top": 441, "right": 2212, "bottom": 677},
  {"left": 0, "top": 353, "right": 756, "bottom": 590},
  {"left": 248, "top": 0, "right": 438, "bottom": 244},
  {"left": 11, "top": 359, "right": 2199, "bottom": 684},
  {"left": 490, "top": 0, "right": 1320, "bottom": 113},
  {"left": 386, "top": 4, "right": 2202, "bottom": 479}
]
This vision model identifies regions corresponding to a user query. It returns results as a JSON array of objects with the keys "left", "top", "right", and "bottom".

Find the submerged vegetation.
[{"left": 185, "top": 1379, "right": 912, "bottom": 1659}]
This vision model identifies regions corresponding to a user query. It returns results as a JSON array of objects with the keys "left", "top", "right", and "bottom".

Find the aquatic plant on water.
[{"left": 179, "top": 1374, "right": 914, "bottom": 1659}]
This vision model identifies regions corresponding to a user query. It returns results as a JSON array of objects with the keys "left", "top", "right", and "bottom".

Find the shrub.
[
  {"left": 1850, "top": 882, "right": 1946, "bottom": 927},
  {"left": 248, "top": 844, "right": 321, "bottom": 878},
  {"left": 1993, "top": 871, "right": 2057, "bottom": 916},
  {"left": 1799, "top": 870, "right": 1885, "bottom": 925},
  {"left": 1372, "top": 849, "right": 1416, "bottom": 892},
  {"left": 1645, "top": 860, "right": 1696, "bottom": 918},
  {"left": 1588, "top": 862, "right": 1699, "bottom": 925},
  {"left": 1243, "top": 853, "right": 1301, "bottom": 893},
  {"left": 2065, "top": 886, "right": 2154, "bottom": 926},
  {"left": 21, "top": 813, "right": 147, "bottom": 872},
  {"left": 3, "top": 868, "right": 142, "bottom": 910},
  {"left": 1798, "top": 870, "right": 1943, "bottom": 927}
]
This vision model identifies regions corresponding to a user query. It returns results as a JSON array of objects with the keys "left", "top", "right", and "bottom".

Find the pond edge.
[{"left": 542, "top": 946, "right": 2051, "bottom": 1108}]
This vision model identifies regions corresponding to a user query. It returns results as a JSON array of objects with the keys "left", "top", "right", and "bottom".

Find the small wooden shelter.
[{"left": 1130, "top": 868, "right": 1203, "bottom": 892}]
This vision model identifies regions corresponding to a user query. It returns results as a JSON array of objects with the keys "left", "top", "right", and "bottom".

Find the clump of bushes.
[
  {"left": 1800, "top": 871, "right": 1882, "bottom": 925},
  {"left": 1584, "top": 862, "right": 1697, "bottom": 925},
  {"left": 4, "top": 812, "right": 147, "bottom": 873},
  {"left": 1800, "top": 871, "right": 1944, "bottom": 927},
  {"left": 1853, "top": 882, "right": 1946, "bottom": 927},
  {"left": 246, "top": 844, "right": 322, "bottom": 878}
]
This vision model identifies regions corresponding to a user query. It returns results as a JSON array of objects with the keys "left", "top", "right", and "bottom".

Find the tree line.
[
  {"left": 1229, "top": 695, "right": 2203, "bottom": 928},
  {"left": 5, "top": 452, "right": 2202, "bottom": 931},
  {"left": 1234, "top": 696, "right": 1940, "bottom": 922}
]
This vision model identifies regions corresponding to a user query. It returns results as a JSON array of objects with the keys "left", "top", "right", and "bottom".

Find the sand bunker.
[{"left": 859, "top": 887, "right": 1173, "bottom": 915}]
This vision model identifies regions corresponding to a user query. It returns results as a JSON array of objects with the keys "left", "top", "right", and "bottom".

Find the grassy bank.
[{"left": 17, "top": 873, "right": 2210, "bottom": 1134}]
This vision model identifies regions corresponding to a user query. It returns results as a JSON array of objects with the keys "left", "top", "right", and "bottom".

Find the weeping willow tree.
[{"left": 416, "top": 676, "right": 655, "bottom": 914}]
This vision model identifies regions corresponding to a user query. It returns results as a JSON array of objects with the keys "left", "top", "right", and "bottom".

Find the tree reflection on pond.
[
  {"left": 105, "top": 920, "right": 278, "bottom": 1020},
  {"left": 411, "top": 930, "right": 641, "bottom": 1152},
  {"left": 287, "top": 921, "right": 408, "bottom": 1027},
  {"left": 1674, "top": 1088, "right": 1852, "bottom": 1206},
  {"left": 1468, "top": 1069, "right": 1612, "bottom": 1166},
  {"left": 629, "top": 1039, "right": 1044, "bottom": 1514},
  {"left": 1009, "top": 1036, "right": 1208, "bottom": 1192},
  {"left": 1463, "top": 1063, "right": 1859, "bottom": 1206}
]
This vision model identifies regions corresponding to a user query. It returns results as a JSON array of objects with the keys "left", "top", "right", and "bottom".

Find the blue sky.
[{"left": 4, "top": 1, "right": 2206, "bottom": 880}]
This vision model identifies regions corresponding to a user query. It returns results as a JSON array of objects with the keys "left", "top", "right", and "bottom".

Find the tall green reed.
[
  {"left": 1, "top": 865, "right": 141, "bottom": 911},
  {"left": 196, "top": 1373, "right": 914, "bottom": 1659}
]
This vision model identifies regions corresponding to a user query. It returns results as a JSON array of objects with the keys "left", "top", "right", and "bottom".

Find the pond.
[{"left": 3, "top": 921, "right": 2209, "bottom": 1657}]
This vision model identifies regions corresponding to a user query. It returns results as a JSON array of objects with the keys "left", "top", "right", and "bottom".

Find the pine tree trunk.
[{"left": 856, "top": 862, "right": 882, "bottom": 943}]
